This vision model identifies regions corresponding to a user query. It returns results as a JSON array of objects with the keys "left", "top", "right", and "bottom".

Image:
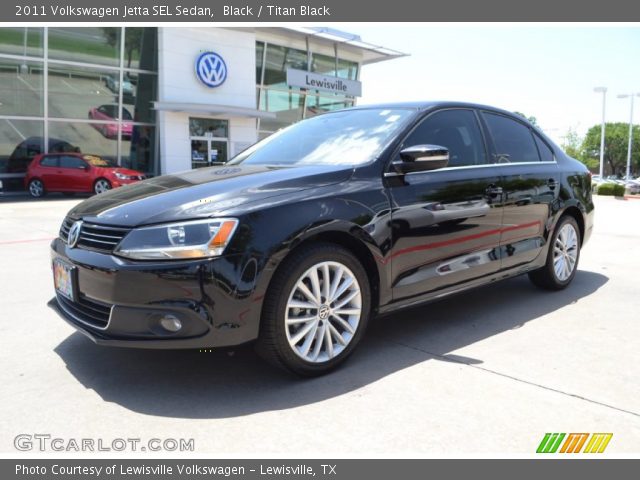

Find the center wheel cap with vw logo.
[{"left": 196, "top": 52, "right": 227, "bottom": 88}]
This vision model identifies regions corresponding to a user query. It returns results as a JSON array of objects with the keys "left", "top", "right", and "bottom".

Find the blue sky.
[{"left": 347, "top": 25, "right": 640, "bottom": 145}]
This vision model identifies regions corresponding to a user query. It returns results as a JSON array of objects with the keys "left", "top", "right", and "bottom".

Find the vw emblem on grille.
[
  {"left": 67, "top": 220, "right": 83, "bottom": 248},
  {"left": 195, "top": 52, "right": 227, "bottom": 88}
]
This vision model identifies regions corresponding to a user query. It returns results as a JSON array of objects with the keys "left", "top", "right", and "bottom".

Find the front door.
[
  {"left": 189, "top": 117, "right": 229, "bottom": 169},
  {"left": 190, "top": 138, "right": 229, "bottom": 168},
  {"left": 387, "top": 108, "right": 505, "bottom": 302}
]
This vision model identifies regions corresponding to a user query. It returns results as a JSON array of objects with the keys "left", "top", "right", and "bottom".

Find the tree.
[
  {"left": 581, "top": 122, "right": 640, "bottom": 176},
  {"left": 514, "top": 111, "right": 538, "bottom": 127},
  {"left": 102, "top": 28, "right": 142, "bottom": 68}
]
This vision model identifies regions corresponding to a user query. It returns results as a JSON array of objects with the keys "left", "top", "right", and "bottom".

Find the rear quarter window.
[{"left": 483, "top": 112, "right": 541, "bottom": 163}]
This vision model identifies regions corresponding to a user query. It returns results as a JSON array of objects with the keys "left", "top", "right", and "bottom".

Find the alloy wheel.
[
  {"left": 285, "top": 261, "right": 362, "bottom": 363},
  {"left": 553, "top": 223, "right": 578, "bottom": 281},
  {"left": 94, "top": 180, "right": 111, "bottom": 194}
]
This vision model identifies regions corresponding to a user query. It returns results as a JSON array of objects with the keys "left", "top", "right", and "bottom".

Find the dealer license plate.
[{"left": 53, "top": 258, "right": 76, "bottom": 301}]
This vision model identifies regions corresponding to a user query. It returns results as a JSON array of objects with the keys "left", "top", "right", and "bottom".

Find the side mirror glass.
[{"left": 395, "top": 144, "right": 449, "bottom": 173}]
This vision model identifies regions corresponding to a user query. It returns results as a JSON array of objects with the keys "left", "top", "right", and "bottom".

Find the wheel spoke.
[
  {"left": 330, "top": 313, "right": 355, "bottom": 335},
  {"left": 310, "top": 323, "right": 326, "bottom": 361},
  {"left": 333, "top": 289, "right": 359, "bottom": 310},
  {"left": 334, "top": 308, "right": 360, "bottom": 316},
  {"left": 328, "top": 322, "right": 347, "bottom": 346},
  {"left": 298, "top": 321, "right": 319, "bottom": 356},
  {"left": 290, "top": 320, "right": 318, "bottom": 346},
  {"left": 286, "top": 314, "right": 316, "bottom": 325},
  {"left": 330, "top": 276, "right": 353, "bottom": 304},
  {"left": 322, "top": 263, "right": 331, "bottom": 302},
  {"left": 328, "top": 266, "right": 344, "bottom": 302},
  {"left": 309, "top": 268, "right": 322, "bottom": 304},
  {"left": 287, "top": 300, "right": 317, "bottom": 310},
  {"left": 295, "top": 280, "right": 319, "bottom": 305},
  {"left": 324, "top": 324, "right": 334, "bottom": 359}
]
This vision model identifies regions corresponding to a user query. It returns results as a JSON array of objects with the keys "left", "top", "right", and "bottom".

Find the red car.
[
  {"left": 88, "top": 105, "right": 133, "bottom": 139},
  {"left": 25, "top": 153, "right": 145, "bottom": 198}
]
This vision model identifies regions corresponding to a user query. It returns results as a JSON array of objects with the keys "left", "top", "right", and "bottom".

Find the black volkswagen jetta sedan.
[{"left": 50, "top": 102, "right": 594, "bottom": 376}]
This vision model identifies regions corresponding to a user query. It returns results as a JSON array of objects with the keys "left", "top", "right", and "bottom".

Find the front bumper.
[{"left": 49, "top": 237, "right": 267, "bottom": 349}]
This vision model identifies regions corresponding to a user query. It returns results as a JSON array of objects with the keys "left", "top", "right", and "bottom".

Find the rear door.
[
  {"left": 480, "top": 111, "right": 560, "bottom": 269},
  {"left": 386, "top": 108, "right": 505, "bottom": 302}
]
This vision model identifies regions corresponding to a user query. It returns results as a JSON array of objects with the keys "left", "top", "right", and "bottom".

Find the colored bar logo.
[{"left": 537, "top": 433, "right": 612, "bottom": 453}]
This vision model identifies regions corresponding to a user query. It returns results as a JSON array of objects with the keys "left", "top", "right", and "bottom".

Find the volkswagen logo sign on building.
[
  {"left": 195, "top": 52, "right": 227, "bottom": 88},
  {"left": 67, "top": 221, "right": 83, "bottom": 248}
]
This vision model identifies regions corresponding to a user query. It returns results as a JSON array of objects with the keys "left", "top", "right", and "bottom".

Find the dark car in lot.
[{"left": 49, "top": 102, "right": 594, "bottom": 376}]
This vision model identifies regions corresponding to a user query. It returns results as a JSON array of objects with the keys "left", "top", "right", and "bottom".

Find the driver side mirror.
[{"left": 394, "top": 144, "right": 449, "bottom": 174}]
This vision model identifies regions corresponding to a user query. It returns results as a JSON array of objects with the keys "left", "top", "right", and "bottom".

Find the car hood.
[{"left": 68, "top": 164, "right": 354, "bottom": 226}]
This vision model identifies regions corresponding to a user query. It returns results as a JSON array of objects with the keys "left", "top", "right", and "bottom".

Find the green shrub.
[{"left": 596, "top": 183, "right": 625, "bottom": 196}]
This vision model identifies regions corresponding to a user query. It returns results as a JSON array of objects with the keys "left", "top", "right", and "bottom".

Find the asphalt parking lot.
[{"left": 0, "top": 194, "right": 639, "bottom": 454}]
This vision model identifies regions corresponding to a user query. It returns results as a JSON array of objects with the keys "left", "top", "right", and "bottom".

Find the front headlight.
[
  {"left": 115, "top": 172, "right": 136, "bottom": 180},
  {"left": 114, "top": 218, "right": 238, "bottom": 260}
]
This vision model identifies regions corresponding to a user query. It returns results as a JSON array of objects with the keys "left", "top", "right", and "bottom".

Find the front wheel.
[
  {"left": 256, "top": 243, "right": 371, "bottom": 376},
  {"left": 529, "top": 215, "right": 581, "bottom": 290},
  {"left": 93, "top": 179, "right": 112, "bottom": 195}
]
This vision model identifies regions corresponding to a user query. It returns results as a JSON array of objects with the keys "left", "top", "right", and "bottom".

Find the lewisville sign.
[{"left": 286, "top": 69, "right": 362, "bottom": 97}]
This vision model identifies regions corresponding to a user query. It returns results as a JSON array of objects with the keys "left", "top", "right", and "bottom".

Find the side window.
[
  {"left": 59, "top": 156, "right": 86, "bottom": 169},
  {"left": 483, "top": 112, "right": 540, "bottom": 163},
  {"left": 402, "top": 109, "right": 487, "bottom": 167},
  {"left": 533, "top": 133, "right": 554, "bottom": 163},
  {"left": 39, "top": 156, "right": 59, "bottom": 167}
]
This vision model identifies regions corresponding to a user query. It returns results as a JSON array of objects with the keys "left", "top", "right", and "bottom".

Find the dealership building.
[{"left": 0, "top": 27, "right": 403, "bottom": 188}]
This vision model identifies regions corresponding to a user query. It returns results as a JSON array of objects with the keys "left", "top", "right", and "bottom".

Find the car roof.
[{"left": 349, "top": 100, "right": 523, "bottom": 118}]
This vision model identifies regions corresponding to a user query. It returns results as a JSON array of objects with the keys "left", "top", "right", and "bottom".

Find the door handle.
[
  {"left": 547, "top": 178, "right": 559, "bottom": 190},
  {"left": 486, "top": 184, "right": 503, "bottom": 197}
]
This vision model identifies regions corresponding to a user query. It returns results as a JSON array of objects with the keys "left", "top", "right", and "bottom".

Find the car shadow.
[{"left": 54, "top": 270, "right": 608, "bottom": 419}]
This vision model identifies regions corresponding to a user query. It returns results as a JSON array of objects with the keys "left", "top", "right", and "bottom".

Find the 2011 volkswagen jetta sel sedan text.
[{"left": 49, "top": 102, "right": 594, "bottom": 376}]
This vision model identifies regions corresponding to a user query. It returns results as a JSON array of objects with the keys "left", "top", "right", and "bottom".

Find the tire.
[
  {"left": 528, "top": 215, "right": 581, "bottom": 290},
  {"left": 256, "top": 243, "right": 371, "bottom": 376},
  {"left": 28, "top": 179, "right": 45, "bottom": 198},
  {"left": 93, "top": 178, "right": 112, "bottom": 195}
]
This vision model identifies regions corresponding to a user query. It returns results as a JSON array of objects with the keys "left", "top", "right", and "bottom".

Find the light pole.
[
  {"left": 594, "top": 87, "right": 607, "bottom": 178},
  {"left": 617, "top": 93, "right": 640, "bottom": 180}
]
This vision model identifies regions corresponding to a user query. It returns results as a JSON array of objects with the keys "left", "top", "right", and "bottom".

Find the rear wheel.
[
  {"left": 529, "top": 215, "right": 581, "bottom": 290},
  {"left": 93, "top": 178, "right": 112, "bottom": 195},
  {"left": 28, "top": 179, "right": 45, "bottom": 198},
  {"left": 256, "top": 243, "right": 371, "bottom": 376}
]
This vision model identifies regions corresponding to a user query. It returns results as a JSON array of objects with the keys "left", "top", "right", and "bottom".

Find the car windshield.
[
  {"left": 83, "top": 155, "right": 115, "bottom": 167},
  {"left": 230, "top": 108, "right": 416, "bottom": 167}
]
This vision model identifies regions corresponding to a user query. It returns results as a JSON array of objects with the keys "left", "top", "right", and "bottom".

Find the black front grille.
[
  {"left": 77, "top": 222, "right": 130, "bottom": 253},
  {"left": 57, "top": 294, "right": 112, "bottom": 329},
  {"left": 59, "top": 217, "right": 74, "bottom": 243}
]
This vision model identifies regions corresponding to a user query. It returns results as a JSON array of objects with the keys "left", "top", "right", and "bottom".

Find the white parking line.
[
  {"left": 60, "top": 79, "right": 79, "bottom": 92},
  {"left": 16, "top": 74, "right": 37, "bottom": 92},
  {"left": 4, "top": 119, "right": 26, "bottom": 140}
]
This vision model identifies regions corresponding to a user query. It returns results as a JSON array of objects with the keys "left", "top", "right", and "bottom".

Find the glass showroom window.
[
  {"left": 0, "top": 27, "right": 44, "bottom": 57},
  {"left": 255, "top": 41, "right": 360, "bottom": 139},
  {"left": 0, "top": 26, "right": 159, "bottom": 189}
]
